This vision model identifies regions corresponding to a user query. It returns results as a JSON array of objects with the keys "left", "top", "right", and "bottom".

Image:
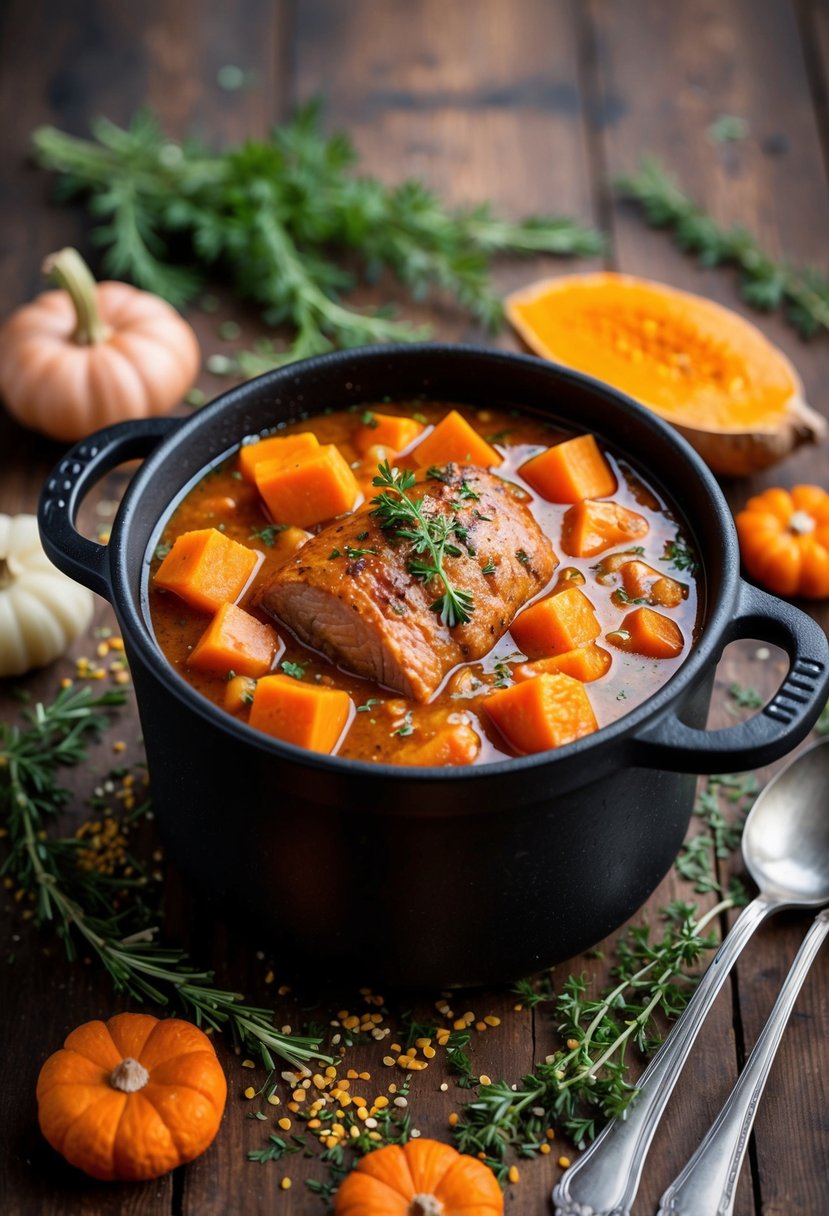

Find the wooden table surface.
[{"left": 1, "top": 2, "right": 828, "bottom": 1213}]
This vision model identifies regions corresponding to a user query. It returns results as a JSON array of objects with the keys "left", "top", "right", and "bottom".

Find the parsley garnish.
[
  {"left": 482, "top": 559, "right": 496, "bottom": 575},
  {"left": 356, "top": 698, "right": 381, "bottom": 713},
  {"left": 280, "top": 660, "right": 308, "bottom": 680},
  {"left": 250, "top": 524, "right": 287, "bottom": 547},
  {"left": 360, "top": 410, "right": 378, "bottom": 428},
  {"left": 371, "top": 461, "right": 475, "bottom": 628},
  {"left": 328, "top": 548, "right": 341, "bottom": 560},
  {"left": 660, "top": 537, "right": 699, "bottom": 575},
  {"left": 344, "top": 545, "right": 378, "bottom": 559},
  {"left": 394, "top": 711, "right": 415, "bottom": 737},
  {"left": 153, "top": 542, "right": 172, "bottom": 561},
  {"left": 515, "top": 549, "right": 530, "bottom": 566}
]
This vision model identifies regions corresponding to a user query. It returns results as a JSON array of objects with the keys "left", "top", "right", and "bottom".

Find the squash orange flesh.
[
  {"left": 562, "top": 499, "right": 649, "bottom": 558},
  {"left": 484, "top": 672, "right": 598, "bottom": 754},
  {"left": 521, "top": 433, "right": 616, "bottom": 502},
  {"left": 514, "top": 643, "right": 612, "bottom": 683},
  {"left": 254, "top": 444, "right": 360, "bottom": 527},
  {"left": 511, "top": 586, "right": 601, "bottom": 658},
  {"left": 238, "top": 431, "right": 319, "bottom": 482},
  {"left": 249, "top": 674, "right": 352, "bottom": 752},
  {"left": 609, "top": 606, "right": 685, "bottom": 659},
  {"left": 353, "top": 412, "right": 424, "bottom": 456},
  {"left": 154, "top": 528, "right": 260, "bottom": 614},
  {"left": 410, "top": 409, "right": 503, "bottom": 468},
  {"left": 188, "top": 602, "right": 282, "bottom": 678},
  {"left": 506, "top": 272, "right": 802, "bottom": 432}
]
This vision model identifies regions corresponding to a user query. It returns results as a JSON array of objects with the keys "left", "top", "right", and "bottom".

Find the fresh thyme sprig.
[
  {"left": 616, "top": 158, "right": 829, "bottom": 338},
  {"left": 454, "top": 899, "right": 732, "bottom": 1172},
  {"left": 0, "top": 684, "right": 328, "bottom": 1072},
  {"left": 371, "top": 461, "right": 475, "bottom": 627},
  {"left": 32, "top": 104, "right": 604, "bottom": 369}
]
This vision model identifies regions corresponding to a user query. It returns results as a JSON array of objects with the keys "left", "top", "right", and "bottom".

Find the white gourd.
[{"left": 0, "top": 514, "right": 94, "bottom": 676}]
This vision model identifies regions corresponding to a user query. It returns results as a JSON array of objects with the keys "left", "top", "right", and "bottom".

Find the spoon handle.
[
  {"left": 657, "top": 907, "right": 829, "bottom": 1216},
  {"left": 553, "top": 895, "right": 776, "bottom": 1216}
]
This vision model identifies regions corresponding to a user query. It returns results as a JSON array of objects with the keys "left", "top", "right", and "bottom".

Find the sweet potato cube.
[
  {"left": 225, "top": 675, "right": 258, "bottom": 713},
  {"left": 154, "top": 528, "right": 260, "bottom": 614},
  {"left": 238, "top": 432, "right": 319, "bottom": 483},
  {"left": 393, "top": 723, "right": 481, "bottom": 767},
  {"left": 561, "top": 499, "right": 649, "bottom": 558},
  {"left": 520, "top": 433, "right": 616, "bottom": 503},
  {"left": 621, "top": 560, "right": 686, "bottom": 609},
  {"left": 188, "top": 602, "right": 283, "bottom": 678},
  {"left": 254, "top": 444, "right": 360, "bottom": 527},
  {"left": 511, "top": 586, "right": 601, "bottom": 658},
  {"left": 514, "top": 644, "right": 612, "bottom": 684},
  {"left": 608, "top": 607, "right": 685, "bottom": 659},
  {"left": 248, "top": 675, "right": 353, "bottom": 753},
  {"left": 484, "top": 672, "right": 598, "bottom": 754},
  {"left": 410, "top": 410, "right": 502, "bottom": 469},
  {"left": 354, "top": 413, "right": 424, "bottom": 456}
]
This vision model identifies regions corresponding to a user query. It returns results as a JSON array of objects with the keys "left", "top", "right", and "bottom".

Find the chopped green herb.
[
  {"left": 413, "top": 413, "right": 428, "bottom": 425},
  {"left": 487, "top": 428, "right": 513, "bottom": 444},
  {"left": 250, "top": 524, "right": 287, "bottom": 547},
  {"left": 459, "top": 481, "right": 481, "bottom": 501},
  {"left": 727, "top": 682, "right": 764, "bottom": 710},
  {"left": 515, "top": 549, "right": 530, "bottom": 566},
  {"left": 356, "top": 698, "right": 381, "bottom": 713},
  {"left": 356, "top": 531, "right": 370, "bottom": 541},
  {"left": 154, "top": 542, "right": 172, "bottom": 561},
  {"left": 394, "top": 711, "right": 414, "bottom": 737},
  {"left": 660, "top": 538, "right": 699, "bottom": 575},
  {"left": 482, "top": 559, "right": 496, "bottom": 575},
  {"left": 360, "top": 410, "right": 378, "bottom": 428},
  {"left": 280, "top": 660, "right": 308, "bottom": 680},
  {"left": 344, "top": 545, "right": 378, "bottom": 559},
  {"left": 328, "top": 548, "right": 342, "bottom": 560}
]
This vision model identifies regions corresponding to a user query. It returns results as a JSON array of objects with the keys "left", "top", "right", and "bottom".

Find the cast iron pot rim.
[{"left": 112, "top": 342, "right": 736, "bottom": 782}]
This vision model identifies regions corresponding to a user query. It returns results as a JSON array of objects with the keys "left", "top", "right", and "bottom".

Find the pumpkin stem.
[
  {"left": 109, "top": 1056, "right": 150, "bottom": 1093},
  {"left": 42, "top": 247, "right": 111, "bottom": 345},
  {"left": 409, "top": 1197, "right": 444, "bottom": 1216},
  {"left": 0, "top": 557, "right": 11, "bottom": 590},
  {"left": 788, "top": 510, "right": 816, "bottom": 536}
]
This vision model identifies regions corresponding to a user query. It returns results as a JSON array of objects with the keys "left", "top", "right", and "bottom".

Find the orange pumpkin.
[
  {"left": 735, "top": 484, "right": 829, "bottom": 599},
  {"left": 334, "top": 1139, "right": 503, "bottom": 1216},
  {"left": 36, "top": 1012, "right": 227, "bottom": 1181},
  {"left": 0, "top": 247, "right": 199, "bottom": 442}
]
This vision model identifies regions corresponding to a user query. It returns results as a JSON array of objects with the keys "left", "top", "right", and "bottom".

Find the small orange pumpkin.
[
  {"left": 736, "top": 484, "right": 829, "bottom": 598},
  {"left": 333, "top": 1138, "right": 503, "bottom": 1216},
  {"left": 0, "top": 247, "right": 200, "bottom": 442},
  {"left": 36, "top": 1012, "right": 227, "bottom": 1181}
]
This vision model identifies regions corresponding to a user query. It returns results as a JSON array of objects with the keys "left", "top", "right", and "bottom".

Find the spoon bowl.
[{"left": 743, "top": 737, "right": 829, "bottom": 905}]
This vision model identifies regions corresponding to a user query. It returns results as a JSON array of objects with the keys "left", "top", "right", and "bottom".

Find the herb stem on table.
[
  {"left": 0, "top": 684, "right": 328, "bottom": 1071},
  {"left": 32, "top": 104, "right": 604, "bottom": 369},
  {"left": 616, "top": 158, "right": 829, "bottom": 338}
]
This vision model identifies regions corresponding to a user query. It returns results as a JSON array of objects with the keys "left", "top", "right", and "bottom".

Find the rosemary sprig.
[
  {"left": 616, "top": 158, "right": 829, "bottom": 338},
  {"left": 32, "top": 104, "right": 603, "bottom": 369},
  {"left": 371, "top": 461, "right": 475, "bottom": 627},
  {"left": 454, "top": 899, "right": 732, "bottom": 1170},
  {"left": 0, "top": 684, "right": 327, "bottom": 1072}
]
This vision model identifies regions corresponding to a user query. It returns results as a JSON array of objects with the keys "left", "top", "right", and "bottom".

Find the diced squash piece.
[
  {"left": 608, "top": 607, "right": 685, "bottom": 659},
  {"left": 392, "top": 723, "right": 481, "bottom": 767},
  {"left": 514, "top": 644, "right": 612, "bottom": 684},
  {"left": 238, "top": 432, "right": 319, "bottom": 483},
  {"left": 154, "top": 528, "right": 260, "bottom": 614},
  {"left": 620, "top": 560, "right": 686, "bottom": 609},
  {"left": 561, "top": 499, "right": 649, "bottom": 558},
  {"left": 409, "top": 409, "right": 503, "bottom": 469},
  {"left": 520, "top": 433, "right": 616, "bottom": 503},
  {"left": 254, "top": 444, "right": 360, "bottom": 528},
  {"left": 248, "top": 675, "right": 353, "bottom": 753},
  {"left": 225, "top": 675, "right": 258, "bottom": 713},
  {"left": 188, "top": 602, "right": 283, "bottom": 678},
  {"left": 484, "top": 672, "right": 598, "bottom": 754},
  {"left": 511, "top": 586, "right": 601, "bottom": 658},
  {"left": 354, "top": 413, "right": 424, "bottom": 456}
]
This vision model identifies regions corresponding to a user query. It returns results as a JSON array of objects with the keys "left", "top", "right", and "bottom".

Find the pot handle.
[
  {"left": 633, "top": 580, "right": 829, "bottom": 773},
  {"left": 38, "top": 416, "right": 180, "bottom": 600}
]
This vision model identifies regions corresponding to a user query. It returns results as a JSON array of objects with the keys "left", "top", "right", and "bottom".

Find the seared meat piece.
[{"left": 256, "top": 466, "right": 556, "bottom": 701}]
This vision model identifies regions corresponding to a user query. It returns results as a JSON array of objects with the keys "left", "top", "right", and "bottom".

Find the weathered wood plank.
[{"left": 587, "top": 0, "right": 829, "bottom": 1211}]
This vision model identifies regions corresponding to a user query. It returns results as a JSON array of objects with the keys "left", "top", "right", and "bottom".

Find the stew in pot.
[{"left": 147, "top": 402, "right": 701, "bottom": 765}]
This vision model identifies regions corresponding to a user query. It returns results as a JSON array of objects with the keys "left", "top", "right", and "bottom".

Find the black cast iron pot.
[{"left": 38, "top": 345, "right": 829, "bottom": 988}]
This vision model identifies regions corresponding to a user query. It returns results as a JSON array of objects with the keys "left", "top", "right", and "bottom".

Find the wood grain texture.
[{"left": 1, "top": 2, "right": 828, "bottom": 1214}]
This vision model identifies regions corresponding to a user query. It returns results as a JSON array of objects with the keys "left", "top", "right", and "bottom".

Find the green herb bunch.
[
  {"left": 33, "top": 104, "right": 603, "bottom": 370},
  {"left": 0, "top": 684, "right": 326, "bottom": 1071},
  {"left": 617, "top": 158, "right": 829, "bottom": 338},
  {"left": 453, "top": 899, "right": 732, "bottom": 1177}
]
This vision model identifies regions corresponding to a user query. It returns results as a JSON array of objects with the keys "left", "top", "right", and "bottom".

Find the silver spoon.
[
  {"left": 553, "top": 737, "right": 829, "bottom": 1216},
  {"left": 657, "top": 903, "right": 829, "bottom": 1216}
]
